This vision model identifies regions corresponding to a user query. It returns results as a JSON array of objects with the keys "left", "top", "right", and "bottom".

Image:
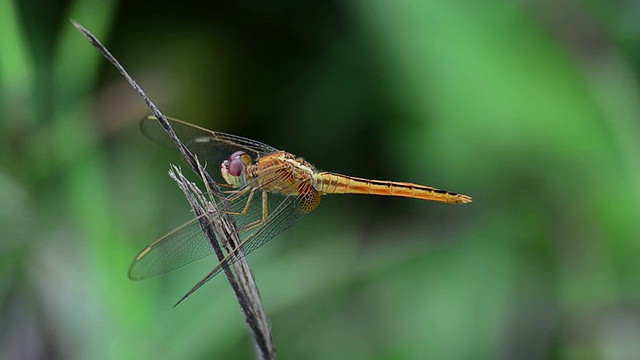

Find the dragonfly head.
[{"left": 221, "top": 151, "right": 252, "bottom": 188}]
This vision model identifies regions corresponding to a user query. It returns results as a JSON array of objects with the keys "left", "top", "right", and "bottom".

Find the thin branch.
[
  {"left": 71, "top": 19, "right": 275, "bottom": 359},
  {"left": 170, "top": 165, "right": 275, "bottom": 358}
]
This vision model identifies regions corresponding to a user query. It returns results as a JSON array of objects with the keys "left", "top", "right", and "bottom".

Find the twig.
[{"left": 71, "top": 19, "right": 275, "bottom": 359}]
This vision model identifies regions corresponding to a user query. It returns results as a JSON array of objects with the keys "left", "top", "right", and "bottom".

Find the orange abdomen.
[{"left": 314, "top": 172, "right": 472, "bottom": 204}]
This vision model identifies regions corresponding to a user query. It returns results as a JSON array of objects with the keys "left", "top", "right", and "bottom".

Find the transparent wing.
[
  {"left": 140, "top": 116, "right": 279, "bottom": 183},
  {"left": 174, "top": 184, "right": 320, "bottom": 306},
  {"left": 128, "top": 167, "right": 318, "bottom": 283},
  {"left": 128, "top": 216, "right": 213, "bottom": 280},
  {"left": 134, "top": 116, "right": 321, "bottom": 304}
]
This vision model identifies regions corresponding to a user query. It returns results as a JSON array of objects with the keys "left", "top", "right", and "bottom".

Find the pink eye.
[
  {"left": 228, "top": 158, "right": 245, "bottom": 176},
  {"left": 229, "top": 151, "right": 245, "bottom": 161}
]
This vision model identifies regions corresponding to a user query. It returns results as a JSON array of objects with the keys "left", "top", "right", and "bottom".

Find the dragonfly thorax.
[{"left": 221, "top": 151, "right": 252, "bottom": 188}]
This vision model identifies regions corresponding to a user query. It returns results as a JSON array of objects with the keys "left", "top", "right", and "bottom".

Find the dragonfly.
[{"left": 130, "top": 116, "right": 472, "bottom": 305}]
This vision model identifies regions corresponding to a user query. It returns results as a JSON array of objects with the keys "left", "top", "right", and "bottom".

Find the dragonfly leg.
[
  {"left": 225, "top": 185, "right": 252, "bottom": 201},
  {"left": 237, "top": 190, "right": 269, "bottom": 233},
  {"left": 224, "top": 187, "right": 257, "bottom": 216}
]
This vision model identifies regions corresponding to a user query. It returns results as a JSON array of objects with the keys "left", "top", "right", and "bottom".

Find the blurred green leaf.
[{"left": 2, "top": 0, "right": 640, "bottom": 359}]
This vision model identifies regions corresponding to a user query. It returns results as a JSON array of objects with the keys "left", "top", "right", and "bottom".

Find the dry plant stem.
[
  {"left": 170, "top": 165, "right": 274, "bottom": 358},
  {"left": 70, "top": 19, "right": 275, "bottom": 359},
  {"left": 194, "top": 165, "right": 273, "bottom": 355}
]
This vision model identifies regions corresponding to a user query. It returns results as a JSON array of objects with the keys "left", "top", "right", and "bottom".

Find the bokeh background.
[{"left": 2, "top": 0, "right": 640, "bottom": 359}]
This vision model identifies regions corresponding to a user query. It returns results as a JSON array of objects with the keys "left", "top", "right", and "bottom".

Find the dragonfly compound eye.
[
  {"left": 229, "top": 150, "right": 246, "bottom": 161},
  {"left": 228, "top": 158, "right": 245, "bottom": 176}
]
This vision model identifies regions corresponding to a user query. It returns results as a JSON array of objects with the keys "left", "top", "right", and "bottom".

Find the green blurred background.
[{"left": 2, "top": 0, "right": 640, "bottom": 359}]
